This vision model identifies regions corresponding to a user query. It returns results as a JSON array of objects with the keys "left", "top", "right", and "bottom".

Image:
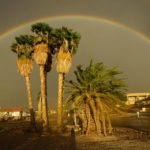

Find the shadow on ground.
[{"left": 0, "top": 131, "right": 77, "bottom": 150}]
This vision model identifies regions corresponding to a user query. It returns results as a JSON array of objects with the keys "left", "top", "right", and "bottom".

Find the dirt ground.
[{"left": 0, "top": 121, "right": 150, "bottom": 150}]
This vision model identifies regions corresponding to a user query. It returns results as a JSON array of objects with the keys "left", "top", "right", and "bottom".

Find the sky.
[{"left": 0, "top": 0, "right": 150, "bottom": 109}]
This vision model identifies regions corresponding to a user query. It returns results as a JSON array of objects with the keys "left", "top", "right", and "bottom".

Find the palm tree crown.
[
  {"left": 31, "top": 22, "right": 53, "bottom": 65},
  {"left": 11, "top": 35, "right": 34, "bottom": 57},
  {"left": 51, "top": 27, "right": 81, "bottom": 74},
  {"left": 50, "top": 27, "right": 81, "bottom": 54},
  {"left": 67, "top": 60, "right": 126, "bottom": 102},
  {"left": 11, "top": 35, "right": 34, "bottom": 76},
  {"left": 31, "top": 22, "right": 53, "bottom": 44}
]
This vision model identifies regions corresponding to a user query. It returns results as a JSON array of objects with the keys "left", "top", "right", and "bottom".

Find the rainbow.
[{"left": 0, "top": 15, "right": 149, "bottom": 41}]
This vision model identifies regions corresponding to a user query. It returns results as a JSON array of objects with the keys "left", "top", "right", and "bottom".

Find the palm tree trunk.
[
  {"left": 25, "top": 76, "right": 35, "bottom": 128},
  {"left": 74, "top": 109, "right": 77, "bottom": 126},
  {"left": 44, "top": 71, "right": 50, "bottom": 129},
  {"left": 57, "top": 73, "right": 64, "bottom": 130},
  {"left": 89, "top": 100, "right": 101, "bottom": 134},
  {"left": 78, "top": 112, "right": 87, "bottom": 134},
  {"left": 98, "top": 101, "right": 107, "bottom": 136},
  {"left": 85, "top": 103, "right": 91, "bottom": 135},
  {"left": 105, "top": 111, "right": 113, "bottom": 134},
  {"left": 96, "top": 109, "right": 102, "bottom": 134},
  {"left": 37, "top": 93, "right": 42, "bottom": 120},
  {"left": 39, "top": 65, "right": 49, "bottom": 131}
]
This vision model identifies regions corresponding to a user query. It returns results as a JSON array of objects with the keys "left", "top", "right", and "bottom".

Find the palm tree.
[
  {"left": 31, "top": 22, "right": 53, "bottom": 131},
  {"left": 37, "top": 91, "right": 42, "bottom": 120},
  {"left": 51, "top": 27, "right": 81, "bottom": 130},
  {"left": 66, "top": 61, "right": 127, "bottom": 135},
  {"left": 11, "top": 35, "right": 36, "bottom": 128}
]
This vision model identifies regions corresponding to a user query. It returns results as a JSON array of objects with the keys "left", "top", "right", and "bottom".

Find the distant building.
[
  {"left": 0, "top": 107, "right": 23, "bottom": 120},
  {"left": 126, "top": 92, "right": 150, "bottom": 105}
]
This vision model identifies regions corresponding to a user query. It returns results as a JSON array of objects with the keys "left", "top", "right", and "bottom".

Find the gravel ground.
[
  {"left": 1, "top": 121, "right": 150, "bottom": 150},
  {"left": 1, "top": 129, "right": 150, "bottom": 150},
  {"left": 76, "top": 135, "right": 150, "bottom": 150}
]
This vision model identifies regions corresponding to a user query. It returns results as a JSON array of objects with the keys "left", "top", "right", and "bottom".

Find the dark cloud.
[{"left": 0, "top": 0, "right": 150, "bottom": 36}]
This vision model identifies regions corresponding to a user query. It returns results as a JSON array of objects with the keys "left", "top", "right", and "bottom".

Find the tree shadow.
[
  {"left": 0, "top": 122, "right": 77, "bottom": 150},
  {"left": 31, "top": 129, "right": 77, "bottom": 150},
  {"left": 70, "top": 128, "right": 77, "bottom": 150}
]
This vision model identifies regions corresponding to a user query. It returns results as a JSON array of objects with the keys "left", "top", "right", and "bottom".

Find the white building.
[
  {"left": 126, "top": 92, "right": 150, "bottom": 105},
  {"left": 0, "top": 108, "right": 23, "bottom": 120}
]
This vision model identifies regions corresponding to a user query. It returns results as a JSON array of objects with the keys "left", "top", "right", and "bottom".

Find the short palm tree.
[
  {"left": 66, "top": 61, "right": 127, "bottom": 135},
  {"left": 51, "top": 27, "right": 81, "bottom": 130},
  {"left": 11, "top": 35, "right": 35, "bottom": 128},
  {"left": 31, "top": 22, "right": 53, "bottom": 131}
]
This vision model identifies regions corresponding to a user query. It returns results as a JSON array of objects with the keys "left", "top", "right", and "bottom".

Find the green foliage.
[
  {"left": 11, "top": 43, "right": 19, "bottom": 53},
  {"left": 15, "top": 35, "right": 34, "bottom": 45},
  {"left": 11, "top": 35, "right": 34, "bottom": 59},
  {"left": 31, "top": 22, "right": 52, "bottom": 36},
  {"left": 66, "top": 61, "right": 127, "bottom": 108},
  {"left": 50, "top": 27, "right": 81, "bottom": 54},
  {"left": 31, "top": 22, "right": 53, "bottom": 44}
]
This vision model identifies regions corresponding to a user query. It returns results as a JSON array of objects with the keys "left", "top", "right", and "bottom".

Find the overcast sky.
[{"left": 0, "top": 0, "right": 150, "bottom": 109}]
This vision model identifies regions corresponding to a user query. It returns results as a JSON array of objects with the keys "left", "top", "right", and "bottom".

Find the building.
[
  {"left": 0, "top": 107, "right": 23, "bottom": 120},
  {"left": 126, "top": 92, "right": 150, "bottom": 105}
]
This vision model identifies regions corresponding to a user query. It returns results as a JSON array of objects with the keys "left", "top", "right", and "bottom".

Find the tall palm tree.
[
  {"left": 51, "top": 27, "right": 81, "bottom": 130},
  {"left": 11, "top": 35, "right": 35, "bottom": 128},
  {"left": 66, "top": 61, "right": 127, "bottom": 135},
  {"left": 31, "top": 22, "right": 53, "bottom": 131}
]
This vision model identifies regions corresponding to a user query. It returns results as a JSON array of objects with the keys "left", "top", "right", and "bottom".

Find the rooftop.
[{"left": 0, "top": 108, "right": 23, "bottom": 112}]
